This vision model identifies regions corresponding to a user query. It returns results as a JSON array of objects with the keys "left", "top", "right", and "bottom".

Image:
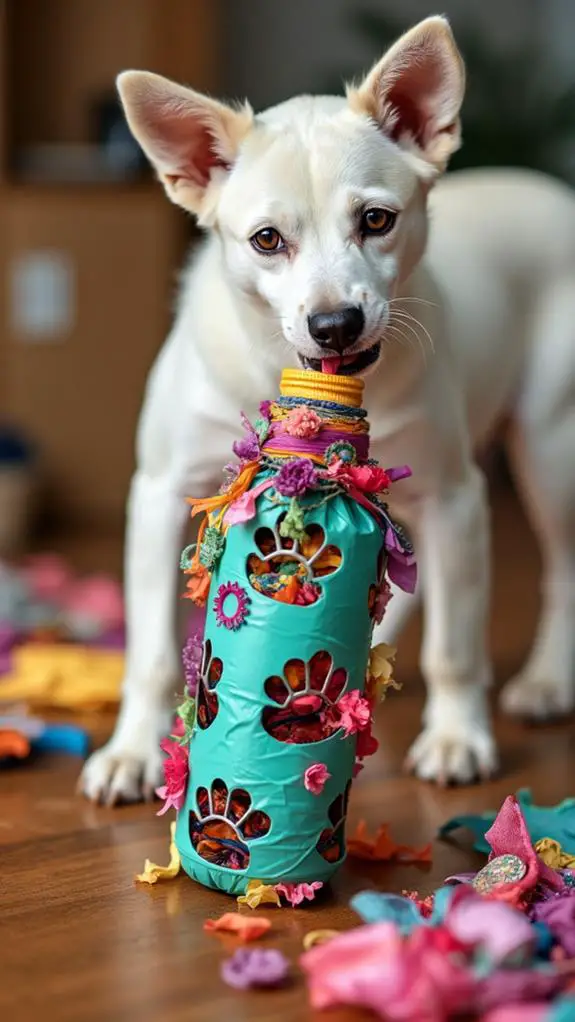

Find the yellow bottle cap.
[{"left": 279, "top": 368, "right": 364, "bottom": 407}]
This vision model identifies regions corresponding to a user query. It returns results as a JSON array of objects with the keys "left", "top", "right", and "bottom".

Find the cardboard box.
[{"left": 0, "top": 184, "right": 187, "bottom": 526}]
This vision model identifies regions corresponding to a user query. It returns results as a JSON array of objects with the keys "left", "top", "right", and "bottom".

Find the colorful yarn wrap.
[{"left": 168, "top": 369, "right": 416, "bottom": 895}]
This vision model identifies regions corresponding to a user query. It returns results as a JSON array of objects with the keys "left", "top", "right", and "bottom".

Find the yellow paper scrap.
[
  {"left": 237, "top": 879, "right": 281, "bottom": 909},
  {"left": 136, "top": 822, "right": 181, "bottom": 885}
]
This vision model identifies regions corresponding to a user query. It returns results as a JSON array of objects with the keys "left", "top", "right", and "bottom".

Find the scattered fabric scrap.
[
  {"left": 276, "top": 882, "right": 323, "bottom": 906},
  {"left": 303, "top": 930, "right": 340, "bottom": 951},
  {"left": 221, "top": 948, "right": 290, "bottom": 990},
  {"left": 536, "top": 839, "right": 575, "bottom": 871},
  {"left": 203, "top": 913, "right": 271, "bottom": 941},
  {"left": 440, "top": 789, "right": 575, "bottom": 857},
  {"left": 135, "top": 822, "right": 181, "bottom": 884},
  {"left": 0, "top": 728, "right": 30, "bottom": 759},
  {"left": 347, "top": 820, "right": 432, "bottom": 864},
  {"left": 300, "top": 795, "right": 575, "bottom": 1020},
  {"left": 446, "top": 796, "right": 565, "bottom": 906},
  {"left": 237, "top": 879, "right": 282, "bottom": 909}
]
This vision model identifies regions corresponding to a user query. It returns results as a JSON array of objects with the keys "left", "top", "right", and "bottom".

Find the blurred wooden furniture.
[{"left": 0, "top": 1, "right": 220, "bottom": 528}]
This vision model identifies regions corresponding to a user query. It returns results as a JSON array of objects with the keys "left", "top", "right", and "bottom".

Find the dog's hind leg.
[{"left": 500, "top": 276, "right": 575, "bottom": 719}]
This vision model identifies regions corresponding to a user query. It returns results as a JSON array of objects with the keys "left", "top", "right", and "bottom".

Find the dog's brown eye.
[
  {"left": 361, "top": 208, "right": 397, "bottom": 236},
  {"left": 251, "top": 228, "right": 285, "bottom": 253}
]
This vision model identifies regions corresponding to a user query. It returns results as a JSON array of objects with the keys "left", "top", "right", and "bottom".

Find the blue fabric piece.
[
  {"left": 429, "top": 884, "right": 457, "bottom": 924},
  {"left": 439, "top": 788, "right": 575, "bottom": 855},
  {"left": 550, "top": 997, "right": 575, "bottom": 1022},
  {"left": 532, "top": 921, "right": 555, "bottom": 959},
  {"left": 32, "top": 724, "right": 90, "bottom": 757},
  {"left": 350, "top": 885, "right": 457, "bottom": 934},
  {"left": 350, "top": 891, "right": 424, "bottom": 933}
]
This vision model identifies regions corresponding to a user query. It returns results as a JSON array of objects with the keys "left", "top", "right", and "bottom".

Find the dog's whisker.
[
  {"left": 389, "top": 295, "right": 438, "bottom": 309},
  {"left": 385, "top": 323, "right": 418, "bottom": 355},
  {"left": 388, "top": 311, "right": 430, "bottom": 364},
  {"left": 389, "top": 309, "right": 435, "bottom": 356}
]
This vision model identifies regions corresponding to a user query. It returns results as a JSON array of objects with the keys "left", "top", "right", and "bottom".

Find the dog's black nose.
[{"left": 307, "top": 306, "right": 365, "bottom": 353}]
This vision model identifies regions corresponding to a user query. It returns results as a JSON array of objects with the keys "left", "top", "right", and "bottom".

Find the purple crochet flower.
[
  {"left": 221, "top": 948, "right": 290, "bottom": 990},
  {"left": 275, "top": 458, "right": 317, "bottom": 497},
  {"left": 182, "top": 630, "right": 203, "bottom": 696},
  {"left": 232, "top": 413, "right": 260, "bottom": 463},
  {"left": 259, "top": 399, "right": 272, "bottom": 420}
]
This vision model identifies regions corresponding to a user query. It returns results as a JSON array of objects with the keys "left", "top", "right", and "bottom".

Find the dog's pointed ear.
[
  {"left": 117, "top": 71, "right": 253, "bottom": 216},
  {"left": 348, "top": 17, "right": 465, "bottom": 177}
]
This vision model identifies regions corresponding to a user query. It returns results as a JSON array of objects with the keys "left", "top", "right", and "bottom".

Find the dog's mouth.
[{"left": 299, "top": 341, "right": 381, "bottom": 377}]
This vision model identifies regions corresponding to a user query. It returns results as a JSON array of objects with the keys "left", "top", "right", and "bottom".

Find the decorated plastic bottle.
[{"left": 170, "top": 369, "right": 415, "bottom": 895}]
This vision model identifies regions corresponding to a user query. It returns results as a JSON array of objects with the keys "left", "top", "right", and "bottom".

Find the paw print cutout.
[
  {"left": 197, "top": 639, "right": 223, "bottom": 730},
  {"left": 262, "top": 650, "right": 348, "bottom": 744},
  {"left": 190, "top": 778, "right": 271, "bottom": 870},
  {"left": 316, "top": 783, "right": 351, "bottom": 863},
  {"left": 247, "top": 517, "right": 342, "bottom": 605}
]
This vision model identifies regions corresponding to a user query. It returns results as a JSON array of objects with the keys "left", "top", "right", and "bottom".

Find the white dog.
[{"left": 82, "top": 17, "right": 575, "bottom": 803}]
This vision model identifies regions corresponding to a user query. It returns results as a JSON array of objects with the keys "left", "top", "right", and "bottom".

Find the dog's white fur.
[{"left": 82, "top": 17, "right": 575, "bottom": 803}]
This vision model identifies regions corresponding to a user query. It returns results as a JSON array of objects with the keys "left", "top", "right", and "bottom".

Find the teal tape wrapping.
[{"left": 175, "top": 492, "right": 382, "bottom": 894}]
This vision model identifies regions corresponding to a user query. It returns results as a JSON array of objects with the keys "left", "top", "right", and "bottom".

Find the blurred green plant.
[{"left": 331, "top": 9, "right": 575, "bottom": 183}]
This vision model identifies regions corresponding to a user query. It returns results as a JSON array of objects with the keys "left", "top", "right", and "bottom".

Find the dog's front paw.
[
  {"left": 405, "top": 687, "right": 497, "bottom": 785},
  {"left": 80, "top": 742, "right": 165, "bottom": 805},
  {"left": 500, "top": 671, "right": 575, "bottom": 720},
  {"left": 80, "top": 703, "right": 172, "bottom": 805}
]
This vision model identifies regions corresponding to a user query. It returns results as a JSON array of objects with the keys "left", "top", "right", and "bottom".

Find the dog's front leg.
[
  {"left": 80, "top": 465, "right": 191, "bottom": 804},
  {"left": 406, "top": 465, "right": 498, "bottom": 784}
]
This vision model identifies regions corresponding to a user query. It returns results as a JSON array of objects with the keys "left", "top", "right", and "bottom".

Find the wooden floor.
[{"left": 2, "top": 484, "right": 574, "bottom": 1022}]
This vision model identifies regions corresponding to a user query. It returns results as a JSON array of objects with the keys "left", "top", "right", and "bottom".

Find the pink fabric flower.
[
  {"left": 156, "top": 736, "right": 189, "bottom": 815},
  {"left": 276, "top": 881, "right": 323, "bottom": 906},
  {"left": 347, "top": 464, "right": 391, "bottom": 493},
  {"left": 301, "top": 922, "right": 474, "bottom": 1021},
  {"left": 285, "top": 405, "right": 322, "bottom": 439},
  {"left": 332, "top": 689, "right": 371, "bottom": 736},
  {"left": 304, "top": 763, "right": 331, "bottom": 794}
]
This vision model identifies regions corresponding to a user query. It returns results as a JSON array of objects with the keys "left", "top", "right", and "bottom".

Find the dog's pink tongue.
[{"left": 321, "top": 356, "right": 342, "bottom": 375}]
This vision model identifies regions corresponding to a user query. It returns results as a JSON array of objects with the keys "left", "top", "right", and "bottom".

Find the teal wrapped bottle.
[{"left": 171, "top": 369, "right": 415, "bottom": 895}]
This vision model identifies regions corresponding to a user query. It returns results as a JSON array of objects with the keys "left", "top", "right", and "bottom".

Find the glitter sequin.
[{"left": 472, "top": 853, "right": 527, "bottom": 894}]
